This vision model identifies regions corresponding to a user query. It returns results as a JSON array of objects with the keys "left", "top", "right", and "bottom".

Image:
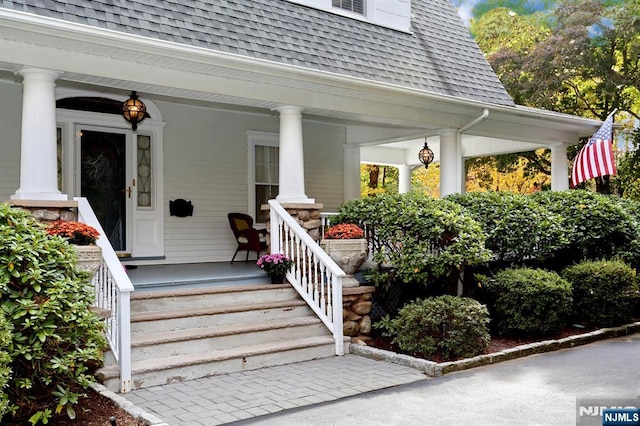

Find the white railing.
[
  {"left": 75, "top": 198, "right": 133, "bottom": 393},
  {"left": 269, "top": 200, "right": 345, "bottom": 355}
]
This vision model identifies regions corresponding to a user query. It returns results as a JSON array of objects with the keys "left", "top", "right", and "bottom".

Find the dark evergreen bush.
[
  {"left": 562, "top": 260, "right": 638, "bottom": 327},
  {"left": 0, "top": 309, "right": 11, "bottom": 422},
  {"left": 531, "top": 190, "right": 639, "bottom": 268},
  {"left": 484, "top": 268, "right": 572, "bottom": 337},
  {"left": 389, "top": 295, "right": 490, "bottom": 360},
  {"left": 0, "top": 204, "right": 107, "bottom": 425},
  {"left": 446, "top": 191, "right": 567, "bottom": 264},
  {"left": 333, "top": 193, "right": 491, "bottom": 287}
]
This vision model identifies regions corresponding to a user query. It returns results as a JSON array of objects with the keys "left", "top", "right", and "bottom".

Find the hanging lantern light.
[
  {"left": 418, "top": 138, "right": 435, "bottom": 169},
  {"left": 122, "top": 91, "right": 147, "bottom": 131}
]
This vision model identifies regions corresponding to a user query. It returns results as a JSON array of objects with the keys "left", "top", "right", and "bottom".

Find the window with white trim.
[
  {"left": 248, "top": 132, "right": 280, "bottom": 224},
  {"left": 332, "top": 0, "right": 365, "bottom": 14},
  {"left": 255, "top": 145, "right": 279, "bottom": 223}
]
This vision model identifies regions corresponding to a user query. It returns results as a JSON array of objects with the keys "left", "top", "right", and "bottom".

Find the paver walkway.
[{"left": 124, "top": 354, "right": 427, "bottom": 425}]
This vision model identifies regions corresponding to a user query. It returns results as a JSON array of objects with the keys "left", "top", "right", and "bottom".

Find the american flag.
[{"left": 571, "top": 115, "right": 616, "bottom": 187}]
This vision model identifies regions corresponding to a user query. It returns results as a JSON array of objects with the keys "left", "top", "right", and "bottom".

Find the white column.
[
  {"left": 550, "top": 143, "right": 570, "bottom": 191},
  {"left": 398, "top": 165, "right": 412, "bottom": 193},
  {"left": 439, "top": 128, "right": 461, "bottom": 197},
  {"left": 276, "top": 106, "right": 314, "bottom": 203},
  {"left": 12, "top": 67, "right": 66, "bottom": 200},
  {"left": 343, "top": 144, "right": 361, "bottom": 201}
]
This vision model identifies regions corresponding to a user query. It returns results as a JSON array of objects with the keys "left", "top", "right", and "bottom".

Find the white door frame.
[{"left": 56, "top": 89, "right": 165, "bottom": 258}]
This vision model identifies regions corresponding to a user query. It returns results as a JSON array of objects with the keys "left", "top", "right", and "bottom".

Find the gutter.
[{"left": 459, "top": 108, "right": 489, "bottom": 134}]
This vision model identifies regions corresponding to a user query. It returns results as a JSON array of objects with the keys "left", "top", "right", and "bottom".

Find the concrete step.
[
  {"left": 98, "top": 336, "right": 345, "bottom": 391},
  {"left": 130, "top": 283, "right": 297, "bottom": 312},
  {"left": 131, "top": 316, "right": 328, "bottom": 359},
  {"left": 130, "top": 299, "right": 313, "bottom": 335},
  {"left": 100, "top": 283, "right": 346, "bottom": 392}
]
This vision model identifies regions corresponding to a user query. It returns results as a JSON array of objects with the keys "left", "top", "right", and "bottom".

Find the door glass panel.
[
  {"left": 137, "top": 134, "right": 152, "bottom": 208},
  {"left": 81, "top": 130, "right": 127, "bottom": 251},
  {"left": 57, "top": 127, "right": 63, "bottom": 191}
]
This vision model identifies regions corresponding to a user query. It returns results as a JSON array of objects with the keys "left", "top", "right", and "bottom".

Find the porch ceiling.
[
  {"left": 361, "top": 134, "right": 549, "bottom": 167},
  {"left": 0, "top": 8, "right": 603, "bottom": 154}
]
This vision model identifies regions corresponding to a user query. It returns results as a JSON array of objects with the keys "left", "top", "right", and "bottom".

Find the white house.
[
  {"left": 0, "top": 0, "right": 607, "bottom": 391},
  {"left": 0, "top": 0, "right": 602, "bottom": 264}
]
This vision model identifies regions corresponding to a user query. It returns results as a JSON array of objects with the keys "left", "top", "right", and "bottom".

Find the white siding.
[
  {"left": 0, "top": 81, "right": 22, "bottom": 201},
  {"left": 0, "top": 89, "right": 346, "bottom": 264},
  {"left": 158, "top": 101, "right": 346, "bottom": 264}
]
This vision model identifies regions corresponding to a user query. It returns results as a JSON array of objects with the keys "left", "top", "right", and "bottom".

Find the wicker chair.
[{"left": 227, "top": 213, "right": 268, "bottom": 263}]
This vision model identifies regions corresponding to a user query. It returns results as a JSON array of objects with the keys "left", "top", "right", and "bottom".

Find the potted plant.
[
  {"left": 320, "top": 223, "right": 368, "bottom": 287},
  {"left": 47, "top": 220, "right": 102, "bottom": 277},
  {"left": 256, "top": 253, "right": 294, "bottom": 284}
]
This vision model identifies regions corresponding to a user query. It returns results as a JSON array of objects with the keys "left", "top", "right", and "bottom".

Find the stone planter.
[
  {"left": 73, "top": 245, "right": 102, "bottom": 278},
  {"left": 320, "top": 239, "right": 368, "bottom": 287}
]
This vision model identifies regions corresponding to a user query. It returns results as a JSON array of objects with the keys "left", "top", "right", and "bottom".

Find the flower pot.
[
  {"left": 73, "top": 245, "right": 102, "bottom": 278},
  {"left": 270, "top": 274, "right": 286, "bottom": 284},
  {"left": 320, "top": 239, "right": 368, "bottom": 287}
]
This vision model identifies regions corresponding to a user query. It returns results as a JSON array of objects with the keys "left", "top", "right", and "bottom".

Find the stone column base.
[
  {"left": 343, "top": 285, "right": 375, "bottom": 343},
  {"left": 7, "top": 200, "right": 78, "bottom": 223}
]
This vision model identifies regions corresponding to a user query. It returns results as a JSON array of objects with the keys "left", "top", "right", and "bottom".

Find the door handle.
[{"left": 123, "top": 187, "right": 132, "bottom": 198}]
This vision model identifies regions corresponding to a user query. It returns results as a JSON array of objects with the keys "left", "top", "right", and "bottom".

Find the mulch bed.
[
  {"left": 47, "top": 387, "right": 145, "bottom": 426},
  {"left": 367, "top": 324, "right": 598, "bottom": 363}
]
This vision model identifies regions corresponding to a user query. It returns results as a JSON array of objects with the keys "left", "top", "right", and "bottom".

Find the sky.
[{"left": 452, "top": 0, "right": 482, "bottom": 25}]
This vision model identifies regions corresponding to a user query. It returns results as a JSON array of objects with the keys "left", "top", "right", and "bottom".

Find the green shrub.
[
  {"left": 0, "top": 310, "right": 12, "bottom": 423},
  {"left": 484, "top": 268, "right": 572, "bottom": 337},
  {"left": 531, "top": 190, "right": 639, "bottom": 267},
  {"left": 389, "top": 295, "right": 490, "bottom": 360},
  {"left": 562, "top": 260, "right": 638, "bottom": 327},
  {"left": 607, "top": 196, "right": 640, "bottom": 268},
  {"left": 333, "top": 193, "right": 491, "bottom": 287},
  {"left": 446, "top": 191, "right": 568, "bottom": 264},
  {"left": 0, "top": 204, "right": 107, "bottom": 425}
]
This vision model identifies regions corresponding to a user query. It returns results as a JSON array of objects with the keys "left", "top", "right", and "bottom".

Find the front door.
[{"left": 78, "top": 127, "right": 134, "bottom": 254}]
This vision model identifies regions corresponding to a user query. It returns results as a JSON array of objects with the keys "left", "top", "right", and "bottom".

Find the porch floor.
[{"left": 125, "top": 261, "right": 269, "bottom": 292}]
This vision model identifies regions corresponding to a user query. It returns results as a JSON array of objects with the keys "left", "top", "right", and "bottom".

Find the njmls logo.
[
  {"left": 580, "top": 406, "right": 638, "bottom": 417},
  {"left": 577, "top": 398, "right": 640, "bottom": 426}
]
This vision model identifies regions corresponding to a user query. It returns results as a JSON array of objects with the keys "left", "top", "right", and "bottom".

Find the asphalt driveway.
[{"left": 237, "top": 333, "right": 640, "bottom": 426}]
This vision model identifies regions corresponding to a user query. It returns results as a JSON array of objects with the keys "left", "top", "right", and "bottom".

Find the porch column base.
[
  {"left": 343, "top": 286, "right": 375, "bottom": 342},
  {"left": 10, "top": 191, "right": 68, "bottom": 201},
  {"left": 276, "top": 195, "right": 316, "bottom": 204},
  {"left": 7, "top": 200, "right": 78, "bottom": 223},
  {"left": 262, "top": 202, "right": 324, "bottom": 247}
]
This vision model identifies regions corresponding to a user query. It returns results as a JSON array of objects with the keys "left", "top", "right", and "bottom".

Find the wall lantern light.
[
  {"left": 418, "top": 138, "right": 435, "bottom": 169},
  {"left": 122, "top": 91, "right": 147, "bottom": 131}
]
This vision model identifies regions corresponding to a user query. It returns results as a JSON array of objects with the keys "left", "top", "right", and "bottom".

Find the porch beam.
[{"left": 11, "top": 67, "right": 66, "bottom": 201}]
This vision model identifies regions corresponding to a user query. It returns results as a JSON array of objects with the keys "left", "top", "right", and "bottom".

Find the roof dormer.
[{"left": 284, "top": 0, "right": 412, "bottom": 32}]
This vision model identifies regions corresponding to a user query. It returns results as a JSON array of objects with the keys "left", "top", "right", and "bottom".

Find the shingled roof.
[{"left": 0, "top": 0, "right": 515, "bottom": 106}]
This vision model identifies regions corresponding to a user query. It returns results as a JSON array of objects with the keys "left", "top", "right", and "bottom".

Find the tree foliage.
[{"left": 467, "top": 0, "right": 640, "bottom": 193}]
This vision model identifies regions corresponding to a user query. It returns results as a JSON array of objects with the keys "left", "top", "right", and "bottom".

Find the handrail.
[
  {"left": 269, "top": 200, "right": 345, "bottom": 355},
  {"left": 75, "top": 197, "right": 133, "bottom": 393}
]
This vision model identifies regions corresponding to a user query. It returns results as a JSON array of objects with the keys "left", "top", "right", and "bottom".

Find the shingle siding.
[{"left": 0, "top": 0, "right": 514, "bottom": 106}]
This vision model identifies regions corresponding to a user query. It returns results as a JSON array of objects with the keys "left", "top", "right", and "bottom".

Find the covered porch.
[{"left": 125, "top": 261, "right": 269, "bottom": 293}]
